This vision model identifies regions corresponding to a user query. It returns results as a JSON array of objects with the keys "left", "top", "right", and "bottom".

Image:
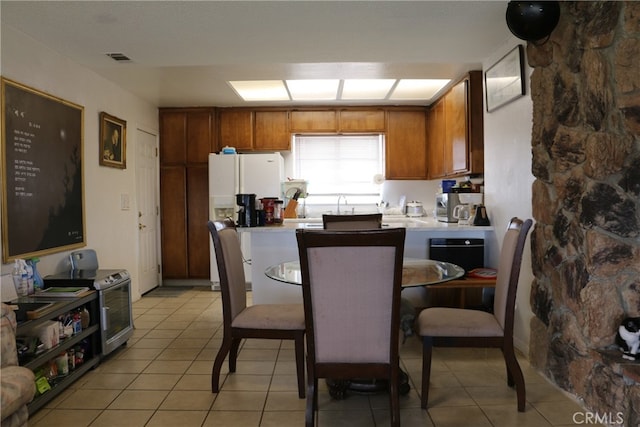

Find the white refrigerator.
[{"left": 208, "top": 152, "right": 284, "bottom": 289}]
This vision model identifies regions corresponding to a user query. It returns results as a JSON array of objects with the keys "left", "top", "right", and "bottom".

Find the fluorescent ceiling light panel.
[
  {"left": 390, "top": 79, "right": 451, "bottom": 100},
  {"left": 341, "top": 79, "right": 396, "bottom": 100},
  {"left": 229, "top": 80, "right": 290, "bottom": 101},
  {"left": 286, "top": 79, "right": 339, "bottom": 100}
]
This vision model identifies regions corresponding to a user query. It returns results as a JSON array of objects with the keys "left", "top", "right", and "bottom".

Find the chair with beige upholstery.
[
  {"left": 322, "top": 213, "right": 382, "bottom": 230},
  {"left": 296, "top": 227, "right": 406, "bottom": 427},
  {"left": 207, "top": 219, "right": 305, "bottom": 398},
  {"left": 418, "top": 217, "right": 533, "bottom": 412}
]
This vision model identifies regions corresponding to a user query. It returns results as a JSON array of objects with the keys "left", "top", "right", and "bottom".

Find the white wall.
[
  {"left": 0, "top": 26, "right": 159, "bottom": 301},
  {"left": 482, "top": 37, "right": 535, "bottom": 353}
]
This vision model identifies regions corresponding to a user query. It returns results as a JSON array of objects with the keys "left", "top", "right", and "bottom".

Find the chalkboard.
[{"left": 1, "top": 78, "right": 85, "bottom": 262}]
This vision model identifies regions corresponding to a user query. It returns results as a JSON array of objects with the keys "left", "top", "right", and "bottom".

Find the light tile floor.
[{"left": 30, "top": 286, "right": 592, "bottom": 427}]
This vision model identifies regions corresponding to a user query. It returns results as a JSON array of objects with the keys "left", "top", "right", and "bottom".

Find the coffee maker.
[{"left": 236, "top": 193, "right": 257, "bottom": 227}]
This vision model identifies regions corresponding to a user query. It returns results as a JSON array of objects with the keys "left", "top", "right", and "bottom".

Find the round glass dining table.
[
  {"left": 264, "top": 257, "right": 465, "bottom": 398},
  {"left": 264, "top": 257, "right": 465, "bottom": 288}
]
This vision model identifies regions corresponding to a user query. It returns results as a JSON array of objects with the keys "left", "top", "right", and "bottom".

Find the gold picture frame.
[
  {"left": 485, "top": 45, "right": 526, "bottom": 113},
  {"left": 99, "top": 111, "right": 126, "bottom": 169},
  {"left": 1, "top": 77, "right": 86, "bottom": 262}
]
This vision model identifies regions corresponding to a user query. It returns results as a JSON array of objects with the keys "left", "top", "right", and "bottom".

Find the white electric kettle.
[{"left": 452, "top": 204, "right": 471, "bottom": 224}]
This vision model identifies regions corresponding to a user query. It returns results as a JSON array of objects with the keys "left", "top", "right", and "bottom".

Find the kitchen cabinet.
[
  {"left": 159, "top": 108, "right": 215, "bottom": 279},
  {"left": 289, "top": 110, "right": 337, "bottom": 132},
  {"left": 160, "top": 166, "right": 188, "bottom": 278},
  {"left": 16, "top": 292, "right": 101, "bottom": 414},
  {"left": 428, "top": 71, "right": 484, "bottom": 178},
  {"left": 338, "top": 109, "right": 385, "bottom": 132},
  {"left": 255, "top": 110, "right": 290, "bottom": 150},
  {"left": 427, "top": 98, "right": 446, "bottom": 178},
  {"left": 219, "top": 109, "right": 253, "bottom": 150},
  {"left": 218, "top": 109, "right": 290, "bottom": 151},
  {"left": 385, "top": 109, "right": 428, "bottom": 179}
]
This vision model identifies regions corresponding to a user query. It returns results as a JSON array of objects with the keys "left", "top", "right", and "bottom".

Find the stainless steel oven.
[
  {"left": 93, "top": 270, "right": 133, "bottom": 355},
  {"left": 44, "top": 268, "right": 134, "bottom": 356}
]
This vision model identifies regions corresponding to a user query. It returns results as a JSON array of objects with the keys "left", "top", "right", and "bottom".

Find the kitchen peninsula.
[{"left": 243, "top": 216, "right": 493, "bottom": 304}]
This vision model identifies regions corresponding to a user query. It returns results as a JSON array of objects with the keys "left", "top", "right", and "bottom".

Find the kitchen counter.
[
  {"left": 241, "top": 216, "right": 494, "bottom": 305},
  {"left": 238, "top": 215, "right": 493, "bottom": 232}
]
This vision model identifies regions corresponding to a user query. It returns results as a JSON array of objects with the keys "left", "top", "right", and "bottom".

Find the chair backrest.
[
  {"left": 208, "top": 220, "right": 247, "bottom": 323},
  {"left": 493, "top": 217, "right": 533, "bottom": 334},
  {"left": 322, "top": 213, "right": 383, "bottom": 230},
  {"left": 296, "top": 228, "right": 406, "bottom": 364}
]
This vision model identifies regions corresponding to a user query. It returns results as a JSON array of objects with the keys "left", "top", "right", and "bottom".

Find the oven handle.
[{"left": 101, "top": 306, "right": 109, "bottom": 331}]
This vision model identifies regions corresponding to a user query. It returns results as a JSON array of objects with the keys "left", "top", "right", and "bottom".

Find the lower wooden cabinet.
[
  {"left": 160, "top": 165, "right": 210, "bottom": 279},
  {"left": 160, "top": 166, "right": 188, "bottom": 278}
]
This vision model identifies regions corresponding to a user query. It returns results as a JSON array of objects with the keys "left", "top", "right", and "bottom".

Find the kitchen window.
[{"left": 292, "top": 134, "right": 384, "bottom": 205}]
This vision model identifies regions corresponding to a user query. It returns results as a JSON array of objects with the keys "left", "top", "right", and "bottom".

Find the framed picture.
[
  {"left": 99, "top": 112, "right": 126, "bottom": 169},
  {"left": 485, "top": 45, "right": 526, "bottom": 112},
  {"left": 1, "top": 77, "right": 85, "bottom": 262}
]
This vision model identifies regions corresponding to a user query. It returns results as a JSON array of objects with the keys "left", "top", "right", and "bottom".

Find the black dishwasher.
[{"left": 428, "top": 238, "right": 489, "bottom": 309}]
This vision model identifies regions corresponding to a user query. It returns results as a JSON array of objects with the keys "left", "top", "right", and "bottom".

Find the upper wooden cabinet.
[
  {"left": 159, "top": 108, "right": 215, "bottom": 164},
  {"left": 289, "top": 110, "right": 337, "bottom": 132},
  {"left": 427, "top": 98, "right": 446, "bottom": 178},
  {"left": 427, "top": 71, "right": 484, "bottom": 178},
  {"left": 218, "top": 109, "right": 254, "bottom": 151},
  {"left": 338, "top": 109, "right": 385, "bottom": 132},
  {"left": 385, "top": 109, "right": 428, "bottom": 180},
  {"left": 254, "top": 110, "right": 290, "bottom": 150},
  {"left": 217, "top": 109, "right": 290, "bottom": 151}
]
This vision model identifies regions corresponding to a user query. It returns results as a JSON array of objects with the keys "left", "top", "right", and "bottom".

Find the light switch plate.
[{"left": 120, "top": 193, "right": 130, "bottom": 210}]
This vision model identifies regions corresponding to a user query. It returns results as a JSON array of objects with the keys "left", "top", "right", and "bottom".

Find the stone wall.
[{"left": 528, "top": 1, "right": 640, "bottom": 424}]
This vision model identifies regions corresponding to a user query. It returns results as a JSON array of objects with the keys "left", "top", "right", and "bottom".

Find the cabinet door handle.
[{"left": 101, "top": 306, "right": 109, "bottom": 331}]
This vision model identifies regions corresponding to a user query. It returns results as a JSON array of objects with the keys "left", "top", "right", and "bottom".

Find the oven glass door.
[{"left": 100, "top": 279, "right": 133, "bottom": 354}]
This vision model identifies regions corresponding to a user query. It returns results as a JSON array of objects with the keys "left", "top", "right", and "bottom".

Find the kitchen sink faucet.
[{"left": 336, "top": 195, "right": 347, "bottom": 215}]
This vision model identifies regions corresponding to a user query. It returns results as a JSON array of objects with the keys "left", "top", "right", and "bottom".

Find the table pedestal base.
[{"left": 326, "top": 370, "right": 411, "bottom": 399}]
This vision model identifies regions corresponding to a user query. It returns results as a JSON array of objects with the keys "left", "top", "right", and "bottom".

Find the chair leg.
[
  {"left": 294, "top": 332, "right": 306, "bottom": 398},
  {"left": 421, "top": 336, "right": 433, "bottom": 409},
  {"left": 502, "top": 344, "right": 526, "bottom": 412},
  {"left": 212, "top": 335, "right": 232, "bottom": 393},
  {"left": 389, "top": 370, "right": 400, "bottom": 427},
  {"left": 228, "top": 337, "right": 242, "bottom": 373},
  {"left": 305, "top": 368, "right": 316, "bottom": 427}
]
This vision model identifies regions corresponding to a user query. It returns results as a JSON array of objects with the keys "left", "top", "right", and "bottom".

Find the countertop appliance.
[
  {"left": 406, "top": 202, "right": 425, "bottom": 217},
  {"left": 44, "top": 250, "right": 133, "bottom": 356},
  {"left": 208, "top": 152, "right": 285, "bottom": 289},
  {"left": 435, "top": 193, "right": 461, "bottom": 223}
]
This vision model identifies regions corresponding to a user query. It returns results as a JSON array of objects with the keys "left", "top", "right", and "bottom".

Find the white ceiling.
[{"left": 0, "top": 1, "right": 513, "bottom": 107}]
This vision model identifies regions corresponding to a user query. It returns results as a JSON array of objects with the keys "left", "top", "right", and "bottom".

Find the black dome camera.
[{"left": 506, "top": 1, "right": 560, "bottom": 42}]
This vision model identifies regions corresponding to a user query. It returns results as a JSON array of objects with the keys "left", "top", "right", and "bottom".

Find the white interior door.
[{"left": 136, "top": 128, "right": 160, "bottom": 295}]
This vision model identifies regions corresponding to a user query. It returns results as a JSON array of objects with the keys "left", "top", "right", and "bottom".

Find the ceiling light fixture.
[
  {"left": 286, "top": 79, "right": 340, "bottom": 101},
  {"left": 341, "top": 79, "right": 397, "bottom": 100},
  {"left": 228, "top": 80, "right": 290, "bottom": 101},
  {"left": 389, "top": 79, "right": 451, "bottom": 100},
  {"left": 229, "top": 78, "right": 452, "bottom": 102}
]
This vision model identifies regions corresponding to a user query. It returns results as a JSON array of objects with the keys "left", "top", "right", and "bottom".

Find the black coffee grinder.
[{"left": 236, "top": 193, "right": 257, "bottom": 227}]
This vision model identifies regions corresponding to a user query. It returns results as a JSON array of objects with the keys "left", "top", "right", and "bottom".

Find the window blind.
[{"left": 293, "top": 134, "right": 384, "bottom": 204}]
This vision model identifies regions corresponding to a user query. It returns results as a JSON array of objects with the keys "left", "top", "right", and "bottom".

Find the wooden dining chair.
[
  {"left": 417, "top": 217, "right": 533, "bottom": 412},
  {"left": 296, "top": 227, "right": 406, "bottom": 427},
  {"left": 322, "top": 213, "right": 382, "bottom": 230},
  {"left": 207, "top": 219, "right": 306, "bottom": 398}
]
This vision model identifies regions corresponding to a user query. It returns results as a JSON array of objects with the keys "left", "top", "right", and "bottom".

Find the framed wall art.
[
  {"left": 99, "top": 111, "right": 126, "bottom": 169},
  {"left": 1, "top": 77, "right": 85, "bottom": 262},
  {"left": 485, "top": 45, "right": 526, "bottom": 113}
]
